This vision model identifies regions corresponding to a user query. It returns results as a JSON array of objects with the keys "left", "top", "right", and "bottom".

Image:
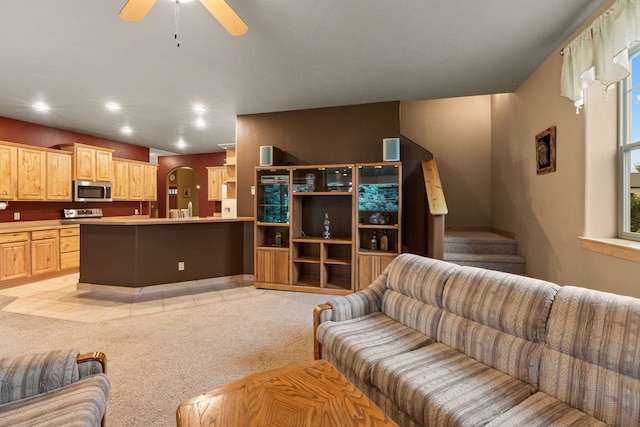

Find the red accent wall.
[
  {"left": 0, "top": 116, "right": 151, "bottom": 223},
  {"left": 157, "top": 153, "right": 226, "bottom": 218}
]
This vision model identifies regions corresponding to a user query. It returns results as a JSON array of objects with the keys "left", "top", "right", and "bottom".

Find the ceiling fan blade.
[
  {"left": 199, "top": 0, "right": 248, "bottom": 36},
  {"left": 118, "top": 0, "right": 157, "bottom": 22}
]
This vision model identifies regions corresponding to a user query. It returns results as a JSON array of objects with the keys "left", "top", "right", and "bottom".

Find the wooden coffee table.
[{"left": 176, "top": 360, "right": 398, "bottom": 426}]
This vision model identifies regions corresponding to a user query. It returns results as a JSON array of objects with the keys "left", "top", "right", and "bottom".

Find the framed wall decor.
[{"left": 535, "top": 126, "right": 556, "bottom": 175}]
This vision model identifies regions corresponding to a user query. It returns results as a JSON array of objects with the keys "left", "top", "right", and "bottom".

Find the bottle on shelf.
[
  {"left": 370, "top": 231, "right": 378, "bottom": 250},
  {"left": 380, "top": 229, "right": 389, "bottom": 251}
]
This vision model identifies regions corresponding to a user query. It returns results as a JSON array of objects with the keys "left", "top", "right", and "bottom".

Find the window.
[{"left": 619, "top": 46, "right": 640, "bottom": 242}]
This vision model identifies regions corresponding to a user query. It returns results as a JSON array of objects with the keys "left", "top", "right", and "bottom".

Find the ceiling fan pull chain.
[{"left": 174, "top": 0, "right": 180, "bottom": 47}]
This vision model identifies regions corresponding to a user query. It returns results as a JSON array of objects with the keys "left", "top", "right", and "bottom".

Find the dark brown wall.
[
  {"left": 236, "top": 101, "right": 433, "bottom": 255},
  {"left": 157, "top": 152, "right": 226, "bottom": 218},
  {"left": 0, "top": 116, "right": 152, "bottom": 223}
]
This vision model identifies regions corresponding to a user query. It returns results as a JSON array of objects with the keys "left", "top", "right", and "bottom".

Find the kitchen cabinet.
[
  {"left": 46, "top": 151, "right": 73, "bottom": 201},
  {"left": 207, "top": 166, "right": 225, "bottom": 201},
  {"left": 112, "top": 158, "right": 157, "bottom": 201},
  {"left": 112, "top": 158, "right": 129, "bottom": 200},
  {"left": 60, "top": 142, "right": 114, "bottom": 182},
  {"left": 17, "top": 147, "right": 46, "bottom": 200},
  {"left": 128, "top": 161, "right": 145, "bottom": 200},
  {"left": 143, "top": 163, "right": 158, "bottom": 201},
  {"left": 0, "top": 143, "right": 17, "bottom": 200},
  {"left": 59, "top": 226, "right": 80, "bottom": 269},
  {"left": 31, "top": 229, "right": 59, "bottom": 275},
  {"left": 0, "top": 232, "right": 30, "bottom": 281}
]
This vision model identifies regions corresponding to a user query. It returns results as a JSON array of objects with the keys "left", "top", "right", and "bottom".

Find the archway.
[{"left": 166, "top": 167, "right": 200, "bottom": 217}]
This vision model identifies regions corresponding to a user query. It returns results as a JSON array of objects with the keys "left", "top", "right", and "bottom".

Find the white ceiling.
[{"left": 0, "top": 0, "right": 606, "bottom": 154}]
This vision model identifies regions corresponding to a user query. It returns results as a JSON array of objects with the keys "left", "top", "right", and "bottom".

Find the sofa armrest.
[
  {"left": 78, "top": 352, "right": 107, "bottom": 378},
  {"left": 0, "top": 349, "right": 80, "bottom": 405},
  {"left": 313, "top": 303, "right": 332, "bottom": 359},
  {"left": 329, "top": 275, "right": 386, "bottom": 322}
]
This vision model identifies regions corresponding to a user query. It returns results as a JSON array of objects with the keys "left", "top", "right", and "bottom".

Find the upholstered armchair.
[{"left": 0, "top": 349, "right": 110, "bottom": 427}]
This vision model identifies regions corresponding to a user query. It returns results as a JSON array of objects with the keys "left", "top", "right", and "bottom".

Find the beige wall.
[
  {"left": 400, "top": 96, "right": 492, "bottom": 228},
  {"left": 491, "top": 43, "right": 640, "bottom": 297}
]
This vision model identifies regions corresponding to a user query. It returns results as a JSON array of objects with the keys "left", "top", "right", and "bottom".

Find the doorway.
[{"left": 166, "top": 167, "right": 200, "bottom": 217}]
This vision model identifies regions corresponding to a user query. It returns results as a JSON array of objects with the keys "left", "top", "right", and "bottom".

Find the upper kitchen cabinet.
[
  {"left": 17, "top": 147, "right": 46, "bottom": 200},
  {"left": 0, "top": 142, "right": 17, "bottom": 200},
  {"left": 207, "top": 166, "right": 225, "bottom": 201},
  {"left": 112, "top": 157, "right": 157, "bottom": 201},
  {"left": 1, "top": 141, "right": 72, "bottom": 201},
  {"left": 60, "top": 142, "right": 114, "bottom": 182},
  {"left": 143, "top": 163, "right": 158, "bottom": 201},
  {"left": 45, "top": 151, "right": 73, "bottom": 201},
  {"left": 111, "top": 158, "right": 130, "bottom": 200}
]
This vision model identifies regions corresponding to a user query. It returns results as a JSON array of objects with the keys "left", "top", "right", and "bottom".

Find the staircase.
[{"left": 443, "top": 231, "right": 526, "bottom": 274}]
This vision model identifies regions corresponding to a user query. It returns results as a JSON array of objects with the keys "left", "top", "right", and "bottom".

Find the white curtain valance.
[{"left": 561, "top": 0, "right": 640, "bottom": 110}]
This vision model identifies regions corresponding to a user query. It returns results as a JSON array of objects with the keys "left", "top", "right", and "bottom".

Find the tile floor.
[{"left": 0, "top": 273, "right": 264, "bottom": 323}]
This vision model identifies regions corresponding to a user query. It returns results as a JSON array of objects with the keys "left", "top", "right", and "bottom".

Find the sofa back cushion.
[
  {"left": 540, "top": 286, "right": 640, "bottom": 426},
  {"left": 381, "top": 254, "right": 459, "bottom": 337},
  {"left": 439, "top": 267, "right": 559, "bottom": 386},
  {"left": 0, "top": 349, "right": 80, "bottom": 405}
]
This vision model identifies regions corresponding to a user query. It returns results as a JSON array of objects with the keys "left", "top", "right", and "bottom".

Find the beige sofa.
[
  {"left": 0, "top": 349, "right": 109, "bottom": 427},
  {"left": 314, "top": 253, "right": 640, "bottom": 426}
]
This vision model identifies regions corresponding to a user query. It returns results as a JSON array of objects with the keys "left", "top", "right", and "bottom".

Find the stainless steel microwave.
[{"left": 73, "top": 181, "right": 112, "bottom": 202}]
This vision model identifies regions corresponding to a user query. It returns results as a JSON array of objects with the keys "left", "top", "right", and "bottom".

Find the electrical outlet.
[
  {"left": 13, "top": 212, "right": 20, "bottom": 220},
  {"left": 178, "top": 261, "right": 185, "bottom": 271},
  {"left": 251, "top": 185, "right": 255, "bottom": 196},
  {"left": 135, "top": 208, "right": 139, "bottom": 215}
]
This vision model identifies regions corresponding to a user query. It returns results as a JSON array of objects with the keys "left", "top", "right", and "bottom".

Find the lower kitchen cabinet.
[
  {"left": 0, "top": 232, "right": 30, "bottom": 281},
  {"left": 31, "top": 230, "right": 59, "bottom": 275},
  {"left": 59, "top": 227, "right": 80, "bottom": 269}
]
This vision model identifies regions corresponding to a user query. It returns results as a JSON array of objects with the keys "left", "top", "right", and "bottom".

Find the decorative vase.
[{"left": 322, "top": 212, "right": 331, "bottom": 239}]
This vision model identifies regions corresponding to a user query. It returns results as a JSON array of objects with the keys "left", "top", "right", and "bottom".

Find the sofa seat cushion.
[
  {"left": 0, "top": 373, "right": 109, "bottom": 427},
  {"left": 485, "top": 392, "right": 609, "bottom": 426},
  {"left": 371, "top": 343, "right": 536, "bottom": 427},
  {"left": 317, "top": 312, "right": 433, "bottom": 380}
]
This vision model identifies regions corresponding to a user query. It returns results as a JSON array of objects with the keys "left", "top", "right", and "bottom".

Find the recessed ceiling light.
[
  {"left": 193, "top": 104, "right": 207, "bottom": 113},
  {"left": 106, "top": 102, "right": 121, "bottom": 111},
  {"left": 195, "top": 118, "right": 206, "bottom": 128},
  {"left": 177, "top": 138, "right": 186, "bottom": 148},
  {"left": 121, "top": 126, "right": 133, "bottom": 134},
  {"left": 32, "top": 102, "right": 50, "bottom": 112}
]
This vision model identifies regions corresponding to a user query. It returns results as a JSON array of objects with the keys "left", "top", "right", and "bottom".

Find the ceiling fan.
[{"left": 118, "top": 0, "right": 248, "bottom": 36}]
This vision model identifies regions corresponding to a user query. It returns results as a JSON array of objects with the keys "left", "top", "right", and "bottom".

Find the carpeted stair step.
[
  {"left": 443, "top": 252, "right": 526, "bottom": 275},
  {"left": 444, "top": 231, "right": 518, "bottom": 255},
  {"left": 443, "top": 231, "right": 526, "bottom": 274}
]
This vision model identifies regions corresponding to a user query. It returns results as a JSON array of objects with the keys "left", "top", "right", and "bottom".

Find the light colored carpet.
[{"left": 0, "top": 288, "right": 329, "bottom": 426}]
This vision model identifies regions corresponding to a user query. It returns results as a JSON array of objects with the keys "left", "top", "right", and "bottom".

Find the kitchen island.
[{"left": 64, "top": 217, "right": 254, "bottom": 290}]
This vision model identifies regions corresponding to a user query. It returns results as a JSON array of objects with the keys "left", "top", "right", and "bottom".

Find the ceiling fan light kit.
[{"left": 118, "top": 0, "right": 247, "bottom": 36}]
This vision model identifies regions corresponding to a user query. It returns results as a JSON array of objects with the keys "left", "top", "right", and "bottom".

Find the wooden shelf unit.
[
  {"left": 254, "top": 162, "right": 401, "bottom": 295},
  {"left": 356, "top": 162, "right": 402, "bottom": 290}
]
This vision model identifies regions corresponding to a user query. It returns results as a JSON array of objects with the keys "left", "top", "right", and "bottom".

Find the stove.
[{"left": 62, "top": 208, "right": 103, "bottom": 219}]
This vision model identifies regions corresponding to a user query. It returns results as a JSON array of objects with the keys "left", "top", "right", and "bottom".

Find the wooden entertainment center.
[{"left": 254, "top": 162, "right": 402, "bottom": 295}]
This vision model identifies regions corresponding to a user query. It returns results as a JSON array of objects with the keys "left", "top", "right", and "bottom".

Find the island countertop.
[{"left": 61, "top": 216, "right": 254, "bottom": 226}]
